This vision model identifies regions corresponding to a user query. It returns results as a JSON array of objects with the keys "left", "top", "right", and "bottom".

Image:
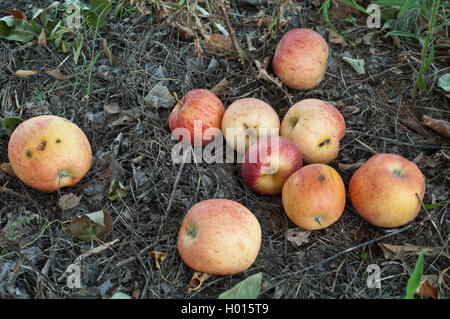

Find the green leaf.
[
  {"left": 110, "top": 292, "right": 132, "bottom": 299},
  {"left": 437, "top": 73, "right": 450, "bottom": 92},
  {"left": 107, "top": 179, "right": 128, "bottom": 201},
  {"left": 218, "top": 272, "right": 262, "bottom": 299},
  {"left": 422, "top": 42, "right": 434, "bottom": 73},
  {"left": 0, "top": 16, "right": 37, "bottom": 42},
  {"left": 403, "top": 252, "right": 424, "bottom": 299},
  {"left": 398, "top": 0, "right": 421, "bottom": 18},
  {"left": 85, "top": 0, "right": 112, "bottom": 30},
  {"left": 416, "top": 73, "right": 426, "bottom": 92},
  {"left": 425, "top": 199, "right": 450, "bottom": 209},
  {"left": 1, "top": 117, "right": 23, "bottom": 136}
]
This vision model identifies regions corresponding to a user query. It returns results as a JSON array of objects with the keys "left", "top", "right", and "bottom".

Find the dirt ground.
[{"left": 0, "top": 0, "right": 449, "bottom": 299}]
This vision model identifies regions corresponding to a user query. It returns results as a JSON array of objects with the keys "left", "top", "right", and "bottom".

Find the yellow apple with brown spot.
[
  {"left": 282, "top": 164, "right": 346, "bottom": 230},
  {"left": 177, "top": 199, "right": 262, "bottom": 275},
  {"left": 280, "top": 98, "right": 346, "bottom": 164},
  {"left": 272, "top": 28, "right": 329, "bottom": 90},
  {"left": 221, "top": 98, "right": 280, "bottom": 154},
  {"left": 7, "top": 115, "right": 92, "bottom": 192},
  {"left": 241, "top": 136, "right": 303, "bottom": 195},
  {"left": 349, "top": 153, "right": 426, "bottom": 228}
]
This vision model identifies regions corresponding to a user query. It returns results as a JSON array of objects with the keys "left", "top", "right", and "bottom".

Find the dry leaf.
[
  {"left": 379, "top": 243, "right": 447, "bottom": 260},
  {"left": 204, "top": 34, "right": 233, "bottom": 52},
  {"left": 103, "top": 103, "right": 121, "bottom": 114},
  {"left": 173, "top": 24, "right": 195, "bottom": 41},
  {"left": 15, "top": 69, "right": 38, "bottom": 77},
  {"left": 210, "top": 78, "right": 232, "bottom": 97},
  {"left": 102, "top": 41, "right": 116, "bottom": 64},
  {"left": 412, "top": 152, "right": 437, "bottom": 169},
  {"left": 338, "top": 159, "right": 365, "bottom": 172},
  {"left": 416, "top": 275, "right": 439, "bottom": 299},
  {"left": 38, "top": 29, "right": 47, "bottom": 47},
  {"left": 255, "top": 59, "right": 283, "bottom": 88},
  {"left": 5, "top": 8, "right": 27, "bottom": 20},
  {"left": 45, "top": 69, "right": 72, "bottom": 80},
  {"left": 423, "top": 115, "right": 450, "bottom": 139},
  {"left": 188, "top": 272, "right": 212, "bottom": 293},
  {"left": 329, "top": 29, "right": 347, "bottom": 47},
  {"left": 402, "top": 117, "right": 431, "bottom": 138},
  {"left": 285, "top": 228, "right": 310, "bottom": 247},
  {"left": 0, "top": 163, "right": 15, "bottom": 177},
  {"left": 149, "top": 251, "right": 170, "bottom": 283},
  {"left": 69, "top": 210, "right": 114, "bottom": 241},
  {"left": 58, "top": 193, "right": 82, "bottom": 211}
]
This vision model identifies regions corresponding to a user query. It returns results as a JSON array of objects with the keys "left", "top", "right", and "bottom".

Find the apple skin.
[
  {"left": 7, "top": 115, "right": 92, "bottom": 192},
  {"left": 272, "top": 28, "right": 329, "bottom": 90},
  {"left": 177, "top": 199, "right": 262, "bottom": 275},
  {"left": 280, "top": 98, "right": 346, "bottom": 164},
  {"left": 169, "top": 89, "right": 224, "bottom": 146},
  {"left": 241, "top": 136, "right": 303, "bottom": 195},
  {"left": 221, "top": 98, "right": 280, "bottom": 154},
  {"left": 282, "top": 164, "right": 346, "bottom": 230},
  {"left": 349, "top": 153, "right": 426, "bottom": 228}
]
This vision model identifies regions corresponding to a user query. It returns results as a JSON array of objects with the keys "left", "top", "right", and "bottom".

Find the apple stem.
[
  {"left": 392, "top": 169, "right": 403, "bottom": 177},
  {"left": 173, "top": 92, "right": 184, "bottom": 108},
  {"left": 187, "top": 226, "right": 197, "bottom": 239}
]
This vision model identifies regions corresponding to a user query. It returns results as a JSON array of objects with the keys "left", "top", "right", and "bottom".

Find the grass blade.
[{"left": 404, "top": 252, "right": 424, "bottom": 299}]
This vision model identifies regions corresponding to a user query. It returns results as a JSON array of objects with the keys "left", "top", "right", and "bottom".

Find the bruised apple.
[
  {"left": 177, "top": 199, "right": 262, "bottom": 275},
  {"left": 241, "top": 136, "right": 303, "bottom": 195},
  {"left": 272, "top": 28, "right": 329, "bottom": 90},
  {"left": 221, "top": 98, "right": 280, "bottom": 154},
  {"left": 282, "top": 164, "right": 346, "bottom": 230},
  {"left": 349, "top": 153, "right": 426, "bottom": 228},
  {"left": 280, "top": 98, "right": 346, "bottom": 164},
  {"left": 8, "top": 115, "right": 92, "bottom": 192},
  {"left": 169, "top": 89, "right": 224, "bottom": 146}
]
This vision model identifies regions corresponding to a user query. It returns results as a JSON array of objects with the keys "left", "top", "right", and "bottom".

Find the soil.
[{"left": 0, "top": 0, "right": 449, "bottom": 299}]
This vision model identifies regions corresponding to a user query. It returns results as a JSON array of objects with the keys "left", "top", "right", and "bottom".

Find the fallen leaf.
[
  {"left": 110, "top": 292, "right": 132, "bottom": 299},
  {"left": 401, "top": 117, "right": 431, "bottom": 138},
  {"left": 338, "top": 159, "right": 365, "bottom": 172},
  {"left": 58, "top": 193, "right": 82, "bottom": 211},
  {"left": 379, "top": 243, "right": 447, "bottom": 260},
  {"left": 329, "top": 29, "right": 347, "bottom": 47},
  {"left": 102, "top": 40, "right": 116, "bottom": 64},
  {"left": 412, "top": 152, "right": 438, "bottom": 169},
  {"left": 38, "top": 28, "right": 46, "bottom": 47},
  {"left": 69, "top": 210, "right": 114, "bottom": 241},
  {"left": 14, "top": 69, "right": 38, "bottom": 77},
  {"left": 203, "top": 34, "right": 233, "bottom": 52},
  {"left": 342, "top": 57, "right": 365, "bottom": 75},
  {"left": 255, "top": 59, "right": 283, "bottom": 88},
  {"left": 5, "top": 8, "right": 27, "bottom": 20},
  {"left": 218, "top": 272, "right": 263, "bottom": 299},
  {"left": 0, "top": 163, "right": 15, "bottom": 177},
  {"left": 107, "top": 179, "right": 127, "bottom": 201},
  {"left": 149, "top": 251, "right": 170, "bottom": 282},
  {"left": 45, "top": 69, "right": 72, "bottom": 80},
  {"left": 103, "top": 103, "right": 121, "bottom": 114},
  {"left": 173, "top": 24, "right": 195, "bottom": 41},
  {"left": 188, "top": 272, "right": 212, "bottom": 293},
  {"left": 1, "top": 117, "right": 23, "bottom": 136},
  {"left": 285, "top": 228, "right": 310, "bottom": 247},
  {"left": 210, "top": 78, "right": 232, "bottom": 97},
  {"left": 416, "top": 275, "right": 439, "bottom": 299},
  {"left": 144, "top": 83, "right": 175, "bottom": 109},
  {"left": 423, "top": 115, "right": 450, "bottom": 139}
]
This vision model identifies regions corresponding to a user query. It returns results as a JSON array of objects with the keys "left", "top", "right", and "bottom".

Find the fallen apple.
[
  {"left": 272, "top": 28, "right": 329, "bottom": 90},
  {"left": 169, "top": 88, "right": 224, "bottom": 146},
  {"left": 8, "top": 115, "right": 92, "bottom": 192},
  {"left": 282, "top": 164, "right": 346, "bottom": 230},
  {"left": 241, "top": 135, "right": 303, "bottom": 195},
  {"left": 280, "top": 98, "right": 346, "bottom": 164},
  {"left": 177, "top": 198, "right": 262, "bottom": 275},
  {"left": 221, "top": 97, "right": 280, "bottom": 154},
  {"left": 349, "top": 153, "right": 426, "bottom": 228}
]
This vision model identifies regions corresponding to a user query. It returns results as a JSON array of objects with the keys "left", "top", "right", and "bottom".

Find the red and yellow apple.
[
  {"left": 280, "top": 98, "right": 346, "bottom": 164},
  {"left": 272, "top": 28, "right": 329, "bottom": 90},
  {"left": 221, "top": 98, "right": 280, "bottom": 154},
  {"left": 177, "top": 198, "right": 262, "bottom": 275},
  {"left": 169, "top": 89, "right": 224, "bottom": 146},
  {"left": 349, "top": 153, "right": 426, "bottom": 228},
  {"left": 241, "top": 136, "right": 303, "bottom": 195},
  {"left": 282, "top": 164, "right": 346, "bottom": 230},
  {"left": 7, "top": 115, "right": 92, "bottom": 192}
]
